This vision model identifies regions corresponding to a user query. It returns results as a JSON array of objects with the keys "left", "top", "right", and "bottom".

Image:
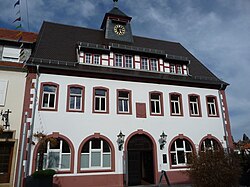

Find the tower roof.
[{"left": 101, "top": 7, "right": 132, "bottom": 29}]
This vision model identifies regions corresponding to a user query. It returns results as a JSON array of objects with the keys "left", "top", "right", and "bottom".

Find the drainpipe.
[
  {"left": 25, "top": 65, "right": 40, "bottom": 176},
  {"left": 16, "top": 112, "right": 28, "bottom": 187},
  {"left": 218, "top": 84, "right": 229, "bottom": 153}
]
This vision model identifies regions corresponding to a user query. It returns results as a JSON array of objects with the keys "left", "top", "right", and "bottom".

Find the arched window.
[
  {"left": 200, "top": 138, "right": 221, "bottom": 152},
  {"left": 80, "top": 138, "right": 111, "bottom": 170},
  {"left": 36, "top": 138, "right": 71, "bottom": 171},
  {"left": 170, "top": 138, "right": 193, "bottom": 167}
]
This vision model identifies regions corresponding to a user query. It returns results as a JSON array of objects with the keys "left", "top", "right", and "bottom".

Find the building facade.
[
  {"left": 19, "top": 6, "right": 233, "bottom": 187},
  {"left": 0, "top": 28, "right": 37, "bottom": 187}
]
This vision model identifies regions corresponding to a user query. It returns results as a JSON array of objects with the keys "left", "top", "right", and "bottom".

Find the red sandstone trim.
[
  {"left": 149, "top": 91, "right": 164, "bottom": 116},
  {"left": 188, "top": 93, "right": 202, "bottom": 117},
  {"left": 198, "top": 134, "right": 223, "bottom": 152},
  {"left": 116, "top": 89, "right": 132, "bottom": 115},
  {"left": 124, "top": 129, "right": 158, "bottom": 185},
  {"left": 169, "top": 92, "right": 184, "bottom": 116},
  {"left": 66, "top": 84, "right": 85, "bottom": 113},
  {"left": 92, "top": 86, "right": 109, "bottom": 114},
  {"left": 219, "top": 90, "right": 234, "bottom": 149},
  {"left": 32, "top": 133, "right": 75, "bottom": 174},
  {"left": 77, "top": 133, "right": 115, "bottom": 173},
  {"left": 38, "top": 82, "right": 59, "bottom": 111},
  {"left": 168, "top": 134, "right": 196, "bottom": 169},
  {"left": 206, "top": 95, "right": 220, "bottom": 117}
]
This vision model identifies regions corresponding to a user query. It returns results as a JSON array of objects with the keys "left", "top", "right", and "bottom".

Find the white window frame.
[
  {"left": 207, "top": 97, "right": 217, "bottom": 116},
  {"left": 42, "top": 85, "right": 57, "bottom": 109},
  {"left": 94, "top": 89, "right": 107, "bottom": 112},
  {"left": 170, "top": 64, "right": 175, "bottom": 73},
  {"left": 81, "top": 139, "right": 111, "bottom": 170},
  {"left": 201, "top": 139, "right": 220, "bottom": 152},
  {"left": 170, "top": 95, "right": 181, "bottom": 115},
  {"left": 170, "top": 139, "right": 192, "bottom": 166},
  {"left": 189, "top": 96, "right": 199, "bottom": 116},
  {"left": 69, "top": 87, "right": 82, "bottom": 110},
  {"left": 115, "top": 54, "right": 123, "bottom": 67},
  {"left": 93, "top": 54, "right": 100, "bottom": 65},
  {"left": 150, "top": 59, "right": 158, "bottom": 71},
  {"left": 38, "top": 140, "right": 71, "bottom": 171},
  {"left": 176, "top": 65, "right": 183, "bottom": 74},
  {"left": 118, "top": 91, "right": 129, "bottom": 113},
  {"left": 141, "top": 57, "right": 149, "bottom": 70},
  {"left": 85, "top": 53, "right": 92, "bottom": 64},
  {"left": 150, "top": 94, "right": 161, "bottom": 114},
  {"left": 125, "top": 55, "right": 133, "bottom": 68}
]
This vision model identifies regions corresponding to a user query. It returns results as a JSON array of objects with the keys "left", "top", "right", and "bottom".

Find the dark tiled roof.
[
  {"left": 108, "top": 7, "right": 130, "bottom": 18},
  {"left": 0, "top": 28, "right": 37, "bottom": 43},
  {"left": 30, "top": 21, "right": 227, "bottom": 88}
]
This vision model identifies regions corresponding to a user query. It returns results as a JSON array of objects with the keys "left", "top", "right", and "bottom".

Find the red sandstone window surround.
[
  {"left": 117, "top": 89, "right": 132, "bottom": 115},
  {"left": 149, "top": 91, "right": 164, "bottom": 116},
  {"left": 39, "top": 82, "right": 59, "bottom": 111},
  {"left": 93, "top": 87, "right": 109, "bottom": 114},
  {"left": 206, "top": 95, "right": 219, "bottom": 117},
  {"left": 66, "top": 85, "right": 85, "bottom": 112},
  {"left": 188, "top": 94, "right": 202, "bottom": 117},
  {"left": 169, "top": 92, "right": 183, "bottom": 116}
]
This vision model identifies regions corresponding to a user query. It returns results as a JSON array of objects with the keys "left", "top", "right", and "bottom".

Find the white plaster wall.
[{"left": 32, "top": 73, "right": 226, "bottom": 175}]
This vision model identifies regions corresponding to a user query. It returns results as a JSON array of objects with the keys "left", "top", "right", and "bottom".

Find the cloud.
[{"left": 0, "top": 0, "right": 249, "bottom": 140}]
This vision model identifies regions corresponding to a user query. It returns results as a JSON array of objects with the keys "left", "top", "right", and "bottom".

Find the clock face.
[{"left": 114, "top": 24, "right": 125, "bottom": 35}]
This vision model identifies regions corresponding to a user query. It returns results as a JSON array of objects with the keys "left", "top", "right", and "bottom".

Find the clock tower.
[{"left": 101, "top": 1, "right": 134, "bottom": 43}]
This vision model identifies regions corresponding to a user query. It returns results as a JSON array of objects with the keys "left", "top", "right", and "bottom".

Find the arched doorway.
[{"left": 127, "top": 134, "right": 155, "bottom": 186}]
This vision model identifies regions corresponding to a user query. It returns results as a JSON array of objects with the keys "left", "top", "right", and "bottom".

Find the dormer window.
[
  {"left": 141, "top": 57, "right": 149, "bottom": 70},
  {"left": 125, "top": 55, "right": 133, "bottom": 68},
  {"left": 85, "top": 53, "right": 92, "bottom": 64},
  {"left": 170, "top": 64, "right": 184, "bottom": 75},
  {"left": 115, "top": 54, "right": 123, "bottom": 67},
  {"left": 94, "top": 54, "right": 100, "bottom": 65},
  {"left": 150, "top": 59, "right": 158, "bottom": 71}
]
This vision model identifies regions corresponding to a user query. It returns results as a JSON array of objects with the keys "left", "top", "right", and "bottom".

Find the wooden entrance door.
[
  {"left": 127, "top": 134, "right": 154, "bottom": 186},
  {"left": 0, "top": 142, "right": 14, "bottom": 183}
]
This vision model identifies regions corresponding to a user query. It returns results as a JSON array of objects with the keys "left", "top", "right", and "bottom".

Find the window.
[
  {"left": 117, "top": 90, "right": 132, "bottom": 114},
  {"left": 170, "top": 138, "right": 193, "bottom": 167},
  {"left": 141, "top": 57, "right": 148, "bottom": 70},
  {"left": 93, "top": 54, "right": 100, "bottom": 65},
  {"left": 149, "top": 92, "right": 163, "bottom": 116},
  {"left": 189, "top": 94, "right": 201, "bottom": 117},
  {"left": 150, "top": 59, "right": 158, "bottom": 71},
  {"left": 115, "top": 54, "right": 123, "bottom": 67},
  {"left": 125, "top": 55, "right": 133, "bottom": 68},
  {"left": 170, "top": 93, "right": 183, "bottom": 116},
  {"left": 170, "top": 64, "right": 175, "bottom": 73},
  {"left": 170, "top": 64, "right": 183, "bottom": 74},
  {"left": 80, "top": 139, "right": 111, "bottom": 170},
  {"left": 67, "top": 85, "right": 84, "bottom": 112},
  {"left": 93, "top": 87, "right": 109, "bottom": 113},
  {"left": 39, "top": 83, "right": 59, "bottom": 111},
  {"left": 200, "top": 138, "right": 221, "bottom": 152},
  {"left": 206, "top": 96, "right": 219, "bottom": 117},
  {"left": 2, "top": 46, "right": 20, "bottom": 62},
  {"left": 85, "top": 53, "right": 92, "bottom": 64},
  {"left": 0, "top": 80, "right": 8, "bottom": 106},
  {"left": 36, "top": 138, "right": 71, "bottom": 171},
  {"left": 176, "top": 65, "right": 183, "bottom": 74}
]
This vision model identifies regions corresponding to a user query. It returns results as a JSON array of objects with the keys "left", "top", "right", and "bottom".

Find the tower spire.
[{"left": 113, "top": 0, "right": 118, "bottom": 7}]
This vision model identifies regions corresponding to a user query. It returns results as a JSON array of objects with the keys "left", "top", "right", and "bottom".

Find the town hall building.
[{"left": 17, "top": 3, "right": 233, "bottom": 187}]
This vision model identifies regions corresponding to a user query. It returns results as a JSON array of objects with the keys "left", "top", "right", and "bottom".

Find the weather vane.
[{"left": 113, "top": 0, "right": 118, "bottom": 7}]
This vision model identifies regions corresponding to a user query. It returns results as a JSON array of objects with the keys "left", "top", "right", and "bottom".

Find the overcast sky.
[{"left": 0, "top": 0, "right": 249, "bottom": 141}]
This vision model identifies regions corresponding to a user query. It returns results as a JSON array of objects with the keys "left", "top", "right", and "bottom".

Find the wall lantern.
[
  {"left": 0, "top": 109, "right": 12, "bottom": 130},
  {"left": 159, "top": 131, "right": 167, "bottom": 150},
  {"left": 117, "top": 131, "right": 125, "bottom": 151}
]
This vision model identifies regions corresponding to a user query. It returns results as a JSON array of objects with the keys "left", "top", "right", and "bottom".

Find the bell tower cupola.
[{"left": 101, "top": 0, "right": 134, "bottom": 43}]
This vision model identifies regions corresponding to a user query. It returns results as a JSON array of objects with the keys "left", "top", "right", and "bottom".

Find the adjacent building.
[
  {"left": 19, "top": 5, "right": 233, "bottom": 187},
  {"left": 0, "top": 28, "right": 37, "bottom": 187}
]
